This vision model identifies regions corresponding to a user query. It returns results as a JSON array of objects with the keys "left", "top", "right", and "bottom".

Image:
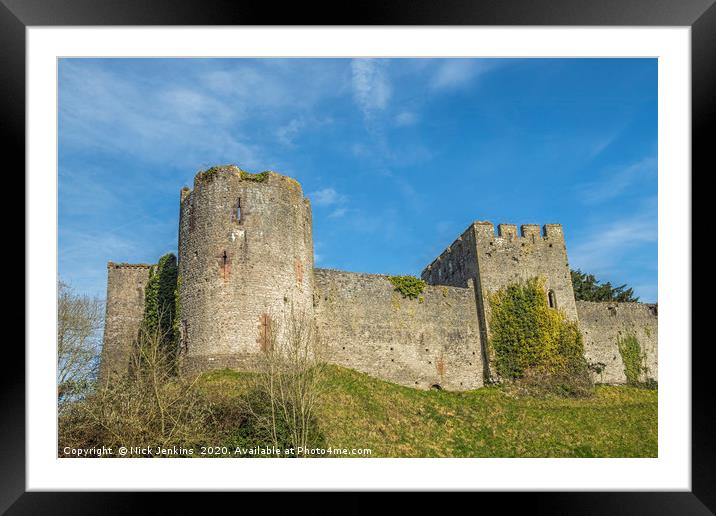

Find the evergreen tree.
[{"left": 570, "top": 269, "right": 639, "bottom": 302}]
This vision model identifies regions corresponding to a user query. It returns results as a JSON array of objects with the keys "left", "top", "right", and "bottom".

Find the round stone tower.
[{"left": 177, "top": 165, "right": 314, "bottom": 374}]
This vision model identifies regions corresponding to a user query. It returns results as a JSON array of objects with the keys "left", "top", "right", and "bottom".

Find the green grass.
[{"left": 199, "top": 365, "right": 657, "bottom": 458}]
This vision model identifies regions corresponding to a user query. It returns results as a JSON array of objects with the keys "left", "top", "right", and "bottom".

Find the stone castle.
[{"left": 101, "top": 165, "right": 658, "bottom": 390}]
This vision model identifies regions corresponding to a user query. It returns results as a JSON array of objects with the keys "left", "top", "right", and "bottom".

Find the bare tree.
[
  {"left": 59, "top": 314, "right": 210, "bottom": 455},
  {"left": 248, "top": 304, "right": 325, "bottom": 454},
  {"left": 57, "top": 280, "right": 103, "bottom": 411}
]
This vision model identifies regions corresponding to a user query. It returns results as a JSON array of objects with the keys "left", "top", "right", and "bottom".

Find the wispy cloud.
[
  {"left": 430, "top": 59, "right": 495, "bottom": 91},
  {"left": 351, "top": 59, "right": 391, "bottom": 118},
  {"left": 351, "top": 143, "right": 371, "bottom": 158},
  {"left": 395, "top": 111, "right": 419, "bottom": 127},
  {"left": 578, "top": 156, "right": 656, "bottom": 204},
  {"left": 569, "top": 203, "right": 657, "bottom": 279},
  {"left": 277, "top": 118, "right": 306, "bottom": 147},
  {"left": 310, "top": 187, "right": 347, "bottom": 206},
  {"left": 328, "top": 207, "right": 348, "bottom": 219},
  {"left": 587, "top": 127, "right": 623, "bottom": 159},
  {"left": 59, "top": 61, "right": 263, "bottom": 170}
]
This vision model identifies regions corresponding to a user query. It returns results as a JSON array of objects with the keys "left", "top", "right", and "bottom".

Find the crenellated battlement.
[
  {"left": 472, "top": 221, "right": 565, "bottom": 242},
  {"left": 422, "top": 220, "right": 567, "bottom": 283},
  {"left": 107, "top": 261, "right": 153, "bottom": 270}
]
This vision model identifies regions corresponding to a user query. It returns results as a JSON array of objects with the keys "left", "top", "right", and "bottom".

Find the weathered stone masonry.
[
  {"left": 100, "top": 262, "right": 152, "bottom": 380},
  {"left": 314, "top": 269, "right": 483, "bottom": 390},
  {"left": 101, "top": 166, "right": 658, "bottom": 389},
  {"left": 576, "top": 301, "right": 658, "bottom": 384}
]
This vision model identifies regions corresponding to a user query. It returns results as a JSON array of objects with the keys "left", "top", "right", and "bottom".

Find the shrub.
[
  {"left": 488, "top": 277, "right": 593, "bottom": 397},
  {"left": 388, "top": 275, "right": 427, "bottom": 300},
  {"left": 224, "top": 387, "right": 325, "bottom": 456}
]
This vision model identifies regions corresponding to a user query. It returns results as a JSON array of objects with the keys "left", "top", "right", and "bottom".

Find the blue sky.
[{"left": 58, "top": 58, "right": 657, "bottom": 302}]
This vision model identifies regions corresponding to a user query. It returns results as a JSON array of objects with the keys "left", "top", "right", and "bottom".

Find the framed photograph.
[{"left": 8, "top": 0, "right": 709, "bottom": 511}]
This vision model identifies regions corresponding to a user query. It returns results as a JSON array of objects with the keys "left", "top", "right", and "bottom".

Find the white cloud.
[
  {"left": 351, "top": 59, "right": 391, "bottom": 118},
  {"left": 395, "top": 111, "right": 418, "bottom": 127},
  {"left": 430, "top": 59, "right": 493, "bottom": 91}
]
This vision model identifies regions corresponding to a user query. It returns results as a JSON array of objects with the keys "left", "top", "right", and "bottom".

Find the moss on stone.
[
  {"left": 196, "top": 165, "right": 231, "bottom": 183},
  {"left": 240, "top": 170, "right": 270, "bottom": 182}
]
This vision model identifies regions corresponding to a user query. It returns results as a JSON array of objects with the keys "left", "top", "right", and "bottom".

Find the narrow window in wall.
[
  {"left": 548, "top": 290, "right": 557, "bottom": 309},
  {"left": 220, "top": 250, "right": 231, "bottom": 280},
  {"left": 236, "top": 198, "right": 242, "bottom": 222}
]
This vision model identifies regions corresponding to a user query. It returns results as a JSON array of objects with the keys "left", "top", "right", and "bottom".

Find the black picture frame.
[{"left": 5, "top": 0, "right": 708, "bottom": 512}]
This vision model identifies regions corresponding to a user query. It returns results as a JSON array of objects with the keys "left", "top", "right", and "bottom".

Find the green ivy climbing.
[
  {"left": 174, "top": 274, "right": 182, "bottom": 347},
  {"left": 142, "top": 253, "right": 178, "bottom": 354},
  {"left": 488, "top": 277, "right": 591, "bottom": 396},
  {"left": 618, "top": 334, "right": 645, "bottom": 385}
]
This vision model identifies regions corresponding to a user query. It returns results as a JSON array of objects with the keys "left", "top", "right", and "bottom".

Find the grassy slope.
[{"left": 200, "top": 365, "right": 657, "bottom": 458}]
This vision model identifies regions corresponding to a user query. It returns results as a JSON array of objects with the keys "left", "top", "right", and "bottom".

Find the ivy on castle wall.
[
  {"left": 142, "top": 253, "right": 179, "bottom": 354},
  {"left": 174, "top": 274, "right": 182, "bottom": 347},
  {"left": 488, "top": 277, "right": 589, "bottom": 395},
  {"left": 617, "top": 334, "right": 646, "bottom": 385}
]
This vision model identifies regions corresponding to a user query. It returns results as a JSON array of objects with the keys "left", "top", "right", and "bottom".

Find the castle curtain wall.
[
  {"left": 577, "top": 301, "right": 658, "bottom": 384},
  {"left": 314, "top": 268, "right": 484, "bottom": 390},
  {"left": 100, "top": 168, "right": 658, "bottom": 391}
]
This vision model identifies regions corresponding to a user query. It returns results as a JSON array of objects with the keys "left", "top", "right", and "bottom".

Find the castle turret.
[{"left": 177, "top": 165, "right": 314, "bottom": 374}]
